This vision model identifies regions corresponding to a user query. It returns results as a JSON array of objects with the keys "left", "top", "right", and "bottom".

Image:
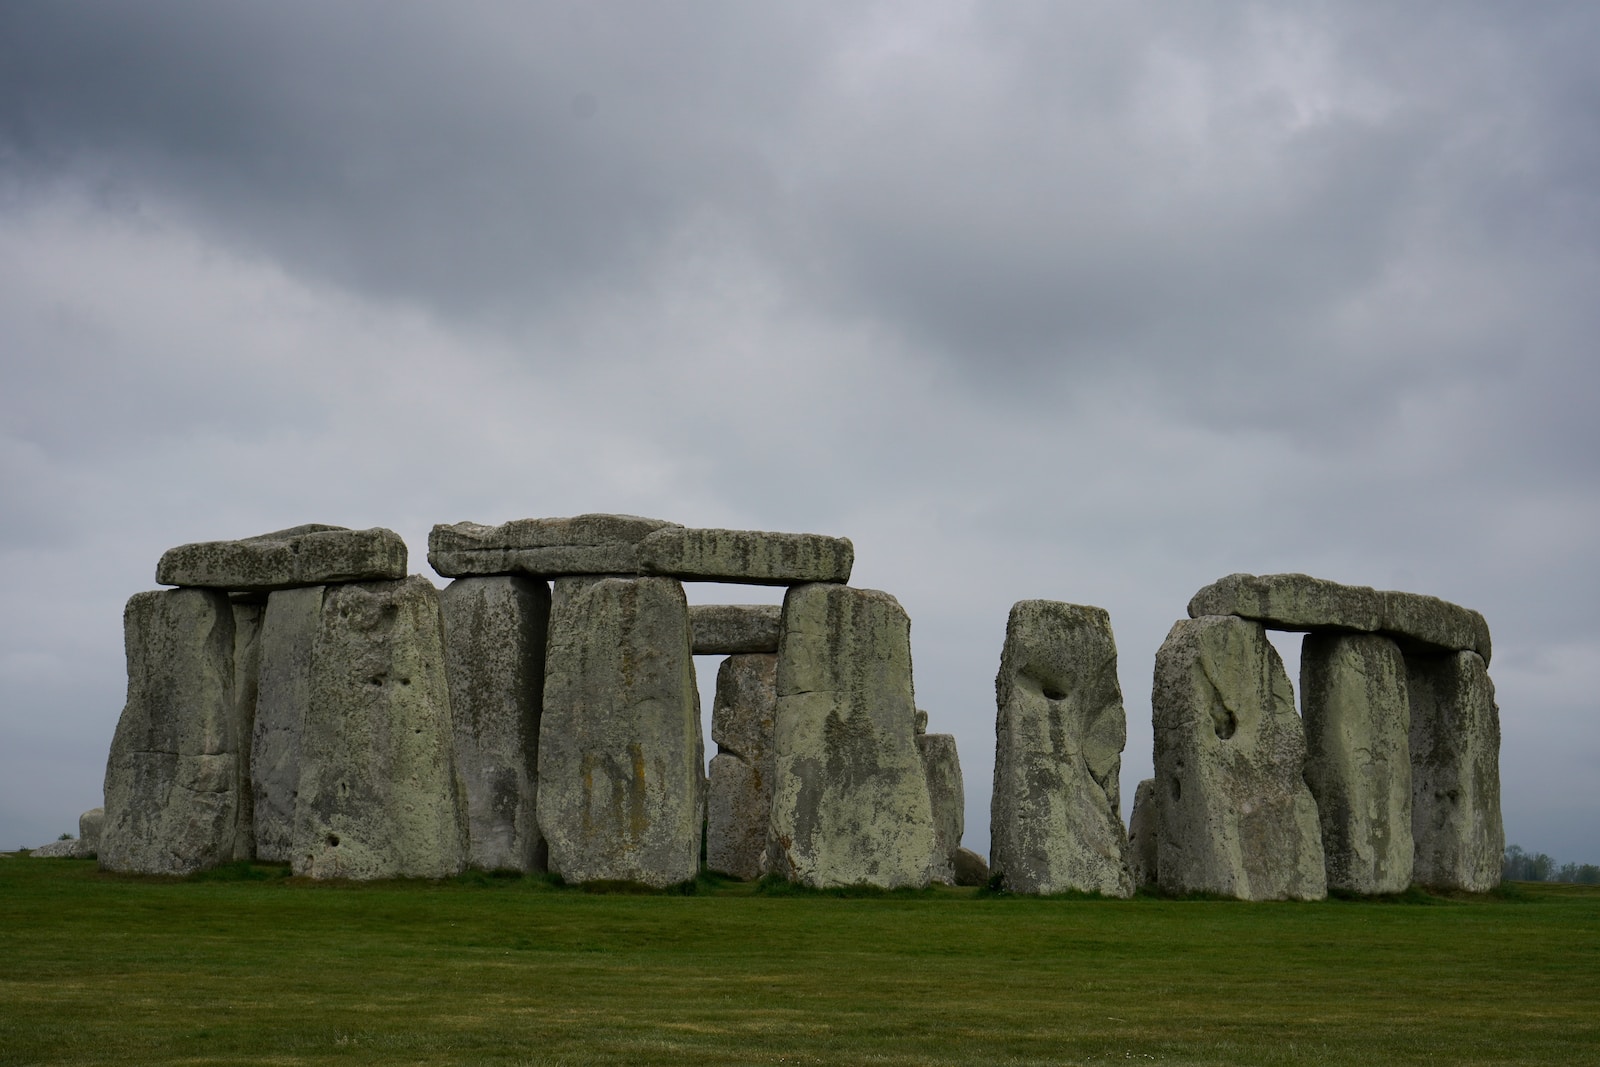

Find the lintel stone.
[
  {"left": 690, "top": 604, "right": 782, "bottom": 655},
  {"left": 638, "top": 527, "right": 853, "bottom": 585},
  {"left": 157, "top": 525, "right": 407, "bottom": 592},
  {"left": 429, "top": 514, "right": 678, "bottom": 578}
]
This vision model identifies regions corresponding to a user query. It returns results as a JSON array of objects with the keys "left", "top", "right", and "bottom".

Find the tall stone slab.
[
  {"left": 1127, "top": 778, "right": 1159, "bottom": 889},
  {"left": 538, "top": 576, "right": 703, "bottom": 887},
  {"left": 989, "top": 601, "right": 1132, "bottom": 897},
  {"left": 1151, "top": 616, "right": 1326, "bottom": 901},
  {"left": 1301, "top": 633, "right": 1413, "bottom": 895},
  {"left": 1408, "top": 651, "right": 1503, "bottom": 891},
  {"left": 917, "top": 733, "right": 965, "bottom": 885},
  {"left": 101, "top": 589, "right": 243, "bottom": 875},
  {"left": 767, "top": 584, "right": 934, "bottom": 889},
  {"left": 229, "top": 599, "right": 264, "bottom": 861},
  {"left": 250, "top": 585, "right": 324, "bottom": 863},
  {"left": 705, "top": 653, "right": 778, "bottom": 880},
  {"left": 292, "top": 577, "right": 467, "bottom": 879},
  {"left": 440, "top": 575, "right": 551, "bottom": 873}
]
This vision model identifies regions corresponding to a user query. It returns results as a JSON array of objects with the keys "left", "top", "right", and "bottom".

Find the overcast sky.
[{"left": 4, "top": 1, "right": 1596, "bottom": 865}]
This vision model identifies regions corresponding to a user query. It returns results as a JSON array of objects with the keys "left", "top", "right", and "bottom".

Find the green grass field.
[{"left": 2, "top": 858, "right": 1596, "bottom": 1066}]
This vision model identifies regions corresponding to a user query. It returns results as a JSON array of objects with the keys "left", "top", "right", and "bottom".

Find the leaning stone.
[
  {"left": 918, "top": 733, "right": 965, "bottom": 885},
  {"left": 639, "top": 528, "right": 853, "bottom": 585},
  {"left": 690, "top": 604, "right": 782, "bottom": 655},
  {"left": 1151, "top": 615, "right": 1327, "bottom": 901},
  {"left": 250, "top": 586, "right": 325, "bottom": 863},
  {"left": 538, "top": 577, "right": 703, "bottom": 887},
  {"left": 1301, "top": 634, "right": 1413, "bottom": 895},
  {"left": 705, "top": 654, "right": 778, "bottom": 880},
  {"left": 1127, "top": 778, "right": 1159, "bottom": 889},
  {"left": 429, "top": 514, "right": 678, "bottom": 579},
  {"left": 767, "top": 584, "right": 934, "bottom": 889},
  {"left": 989, "top": 601, "right": 1132, "bottom": 897},
  {"left": 156, "top": 525, "right": 407, "bottom": 592},
  {"left": 78, "top": 808, "right": 105, "bottom": 856},
  {"left": 1408, "top": 651, "right": 1503, "bottom": 892},
  {"left": 101, "top": 589, "right": 245, "bottom": 875},
  {"left": 953, "top": 847, "right": 990, "bottom": 887},
  {"left": 292, "top": 578, "right": 467, "bottom": 880}
]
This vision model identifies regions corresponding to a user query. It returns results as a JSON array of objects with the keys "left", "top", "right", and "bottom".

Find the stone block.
[
  {"left": 639, "top": 527, "right": 853, "bottom": 585},
  {"left": 230, "top": 599, "right": 264, "bottom": 860},
  {"left": 1408, "top": 651, "right": 1503, "bottom": 891},
  {"left": 156, "top": 524, "right": 407, "bottom": 592},
  {"left": 78, "top": 808, "right": 105, "bottom": 856},
  {"left": 918, "top": 733, "right": 965, "bottom": 885},
  {"left": 953, "top": 847, "right": 990, "bottom": 887},
  {"left": 690, "top": 604, "right": 782, "bottom": 655},
  {"left": 250, "top": 586, "right": 324, "bottom": 863},
  {"left": 1128, "top": 778, "right": 1159, "bottom": 889},
  {"left": 705, "top": 654, "right": 778, "bottom": 880},
  {"left": 429, "top": 514, "right": 677, "bottom": 579}
]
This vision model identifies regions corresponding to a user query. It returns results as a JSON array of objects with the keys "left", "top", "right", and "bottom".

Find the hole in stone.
[
  {"left": 1170, "top": 776, "right": 1181, "bottom": 802},
  {"left": 367, "top": 676, "right": 383, "bottom": 687},
  {"left": 1211, "top": 706, "right": 1237, "bottom": 741},
  {"left": 399, "top": 677, "right": 411, "bottom": 686},
  {"left": 1041, "top": 685, "right": 1067, "bottom": 701},
  {"left": 326, "top": 834, "right": 340, "bottom": 847}
]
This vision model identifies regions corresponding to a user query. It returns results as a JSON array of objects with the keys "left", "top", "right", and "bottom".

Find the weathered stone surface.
[
  {"left": 229, "top": 600, "right": 263, "bottom": 861},
  {"left": 1301, "top": 633, "right": 1413, "bottom": 894},
  {"left": 918, "top": 733, "right": 965, "bottom": 885},
  {"left": 767, "top": 584, "right": 934, "bottom": 889},
  {"left": 292, "top": 577, "right": 467, "bottom": 880},
  {"left": 953, "top": 847, "right": 990, "bottom": 887},
  {"left": 705, "top": 654, "right": 778, "bottom": 880},
  {"left": 1187, "top": 573, "right": 1491, "bottom": 663},
  {"left": 538, "top": 576, "right": 703, "bottom": 887},
  {"left": 914, "top": 708, "right": 929, "bottom": 735},
  {"left": 101, "top": 589, "right": 244, "bottom": 875},
  {"left": 441, "top": 576, "right": 551, "bottom": 873},
  {"left": 28, "top": 837, "right": 86, "bottom": 858},
  {"left": 79, "top": 808, "right": 104, "bottom": 856},
  {"left": 1128, "top": 778, "right": 1159, "bottom": 889},
  {"left": 156, "top": 525, "right": 407, "bottom": 592},
  {"left": 1151, "top": 615, "right": 1327, "bottom": 901},
  {"left": 639, "top": 528, "right": 853, "bottom": 585},
  {"left": 429, "top": 514, "right": 678, "bottom": 579},
  {"left": 690, "top": 604, "right": 782, "bottom": 655},
  {"left": 250, "top": 586, "right": 324, "bottom": 863},
  {"left": 1408, "top": 651, "right": 1503, "bottom": 891},
  {"left": 989, "top": 601, "right": 1132, "bottom": 897}
]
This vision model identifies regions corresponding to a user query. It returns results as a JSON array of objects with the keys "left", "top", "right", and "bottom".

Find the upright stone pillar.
[
  {"left": 229, "top": 598, "right": 265, "bottom": 860},
  {"left": 1301, "top": 633, "right": 1413, "bottom": 894},
  {"left": 705, "top": 653, "right": 778, "bottom": 880},
  {"left": 989, "top": 601, "right": 1132, "bottom": 896},
  {"left": 1152, "top": 615, "right": 1326, "bottom": 901},
  {"left": 440, "top": 576, "right": 551, "bottom": 873},
  {"left": 1127, "top": 778, "right": 1159, "bottom": 889},
  {"left": 767, "top": 584, "right": 934, "bottom": 889},
  {"left": 917, "top": 733, "right": 965, "bottom": 885},
  {"left": 537, "top": 576, "right": 703, "bottom": 887},
  {"left": 1408, "top": 651, "right": 1503, "bottom": 891},
  {"left": 250, "top": 585, "right": 324, "bottom": 863}
]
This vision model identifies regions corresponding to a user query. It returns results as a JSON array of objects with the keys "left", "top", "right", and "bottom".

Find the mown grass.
[{"left": 2, "top": 858, "right": 1596, "bottom": 1066}]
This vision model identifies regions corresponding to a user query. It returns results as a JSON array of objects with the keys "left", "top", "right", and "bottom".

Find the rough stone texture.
[
  {"left": 1151, "top": 615, "right": 1327, "bottom": 901},
  {"left": 79, "top": 808, "right": 105, "bottom": 855},
  {"left": 1408, "top": 651, "right": 1504, "bottom": 892},
  {"left": 690, "top": 604, "right": 783, "bottom": 655},
  {"left": 291, "top": 577, "right": 467, "bottom": 880},
  {"left": 250, "top": 586, "right": 324, "bottom": 863},
  {"left": 157, "top": 524, "right": 407, "bottom": 592},
  {"left": 429, "top": 514, "right": 678, "bottom": 579},
  {"left": 989, "top": 601, "right": 1132, "bottom": 897},
  {"left": 440, "top": 576, "right": 551, "bottom": 873},
  {"left": 767, "top": 583, "right": 934, "bottom": 889},
  {"left": 953, "top": 847, "right": 990, "bottom": 887},
  {"left": 639, "top": 527, "right": 854, "bottom": 585},
  {"left": 1127, "top": 778, "right": 1159, "bottom": 889},
  {"left": 918, "top": 733, "right": 965, "bottom": 885},
  {"left": 1187, "top": 573, "right": 1491, "bottom": 664},
  {"left": 914, "top": 709, "right": 929, "bottom": 735},
  {"left": 229, "top": 600, "right": 264, "bottom": 860},
  {"left": 705, "top": 654, "right": 778, "bottom": 880},
  {"left": 538, "top": 576, "right": 704, "bottom": 887},
  {"left": 1301, "top": 633, "right": 1414, "bottom": 895},
  {"left": 28, "top": 838, "right": 86, "bottom": 858},
  {"left": 101, "top": 589, "right": 244, "bottom": 875}
]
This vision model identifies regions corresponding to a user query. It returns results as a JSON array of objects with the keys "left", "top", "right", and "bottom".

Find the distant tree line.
[{"left": 1503, "top": 845, "right": 1600, "bottom": 884}]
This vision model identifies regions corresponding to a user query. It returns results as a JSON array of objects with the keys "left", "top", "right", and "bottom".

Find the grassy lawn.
[{"left": 2, "top": 858, "right": 1596, "bottom": 1066}]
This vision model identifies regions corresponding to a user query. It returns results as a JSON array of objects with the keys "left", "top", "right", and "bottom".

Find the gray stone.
[
  {"left": 1301, "top": 633, "right": 1414, "bottom": 895},
  {"left": 229, "top": 600, "right": 264, "bottom": 861},
  {"left": 101, "top": 589, "right": 245, "bottom": 875},
  {"left": 705, "top": 654, "right": 778, "bottom": 880},
  {"left": 538, "top": 576, "right": 704, "bottom": 887},
  {"left": 953, "top": 847, "right": 990, "bottom": 887},
  {"left": 250, "top": 586, "right": 324, "bottom": 863},
  {"left": 291, "top": 577, "right": 467, "bottom": 880},
  {"left": 918, "top": 733, "right": 965, "bottom": 885},
  {"left": 156, "top": 524, "right": 407, "bottom": 592},
  {"left": 29, "top": 838, "right": 85, "bottom": 858},
  {"left": 767, "top": 584, "right": 934, "bottom": 889},
  {"left": 639, "top": 527, "right": 854, "bottom": 585},
  {"left": 429, "top": 514, "right": 678, "bottom": 579},
  {"left": 989, "top": 601, "right": 1132, "bottom": 897},
  {"left": 440, "top": 576, "right": 551, "bottom": 873},
  {"left": 914, "top": 708, "right": 929, "bottom": 735},
  {"left": 1408, "top": 651, "right": 1503, "bottom": 892},
  {"left": 78, "top": 808, "right": 104, "bottom": 856},
  {"left": 690, "top": 604, "right": 782, "bottom": 655},
  {"left": 1151, "top": 615, "right": 1327, "bottom": 901},
  {"left": 1128, "top": 778, "right": 1159, "bottom": 889}
]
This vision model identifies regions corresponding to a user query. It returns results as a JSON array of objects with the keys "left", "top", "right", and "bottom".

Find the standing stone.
[
  {"left": 538, "top": 576, "right": 703, "bottom": 887},
  {"left": 1151, "top": 616, "right": 1326, "bottom": 901},
  {"left": 1301, "top": 633, "right": 1413, "bottom": 895},
  {"left": 440, "top": 576, "right": 551, "bottom": 873},
  {"left": 989, "top": 601, "right": 1132, "bottom": 897},
  {"left": 917, "top": 733, "right": 965, "bottom": 885},
  {"left": 230, "top": 599, "right": 264, "bottom": 860},
  {"left": 292, "top": 577, "right": 466, "bottom": 880},
  {"left": 101, "top": 589, "right": 243, "bottom": 875},
  {"left": 767, "top": 584, "right": 934, "bottom": 889},
  {"left": 250, "top": 586, "right": 324, "bottom": 863},
  {"left": 1408, "top": 651, "right": 1503, "bottom": 891},
  {"left": 1127, "top": 778, "right": 1159, "bottom": 889},
  {"left": 78, "top": 807, "right": 105, "bottom": 856},
  {"left": 705, "top": 654, "right": 778, "bottom": 880}
]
